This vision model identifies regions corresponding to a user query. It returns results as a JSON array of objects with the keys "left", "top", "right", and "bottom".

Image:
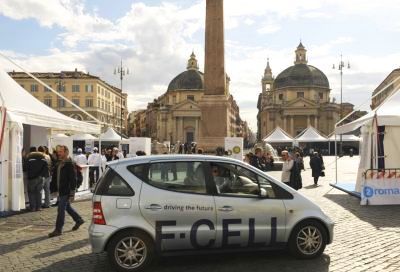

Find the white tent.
[
  {"left": 295, "top": 126, "right": 328, "bottom": 142},
  {"left": 0, "top": 69, "right": 101, "bottom": 212},
  {"left": 70, "top": 133, "right": 97, "bottom": 140},
  {"left": 263, "top": 126, "right": 294, "bottom": 143},
  {"left": 328, "top": 134, "right": 360, "bottom": 141},
  {"left": 99, "top": 128, "right": 123, "bottom": 141},
  {"left": 335, "top": 88, "right": 400, "bottom": 205}
]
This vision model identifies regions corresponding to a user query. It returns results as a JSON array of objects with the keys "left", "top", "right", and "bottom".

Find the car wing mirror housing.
[{"left": 259, "top": 188, "right": 267, "bottom": 198}]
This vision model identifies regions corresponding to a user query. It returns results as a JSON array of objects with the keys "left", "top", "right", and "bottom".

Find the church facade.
[
  {"left": 257, "top": 43, "right": 354, "bottom": 140},
  {"left": 131, "top": 53, "right": 248, "bottom": 146}
]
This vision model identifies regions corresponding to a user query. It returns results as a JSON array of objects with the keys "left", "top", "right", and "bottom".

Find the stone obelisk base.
[{"left": 197, "top": 95, "right": 230, "bottom": 152}]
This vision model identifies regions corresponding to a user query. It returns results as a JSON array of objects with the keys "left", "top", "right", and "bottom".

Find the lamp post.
[
  {"left": 332, "top": 54, "right": 350, "bottom": 156},
  {"left": 114, "top": 60, "right": 129, "bottom": 140}
]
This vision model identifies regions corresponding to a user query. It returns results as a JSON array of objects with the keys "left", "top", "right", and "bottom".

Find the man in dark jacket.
[
  {"left": 48, "top": 145, "right": 84, "bottom": 238},
  {"left": 25, "top": 146, "right": 48, "bottom": 211},
  {"left": 310, "top": 152, "right": 323, "bottom": 186}
]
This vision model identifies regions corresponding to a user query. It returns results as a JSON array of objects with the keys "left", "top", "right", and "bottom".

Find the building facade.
[
  {"left": 371, "top": 68, "right": 400, "bottom": 109},
  {"left": 9, "top": 69, "right": 128, "bottom": 134},
  {"left": 257, "top": 43, "right": 354, "bottom": 140},
  {"left": 130, "top": 53, "right": 247, "bottom": 145}
]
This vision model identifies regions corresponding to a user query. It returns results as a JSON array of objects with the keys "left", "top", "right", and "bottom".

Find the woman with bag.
[{"left": 310, "top": 151, "right": 323, "bottom": 186}]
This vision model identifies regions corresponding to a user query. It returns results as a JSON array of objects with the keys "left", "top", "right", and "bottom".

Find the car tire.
[
  {"left": 288, "top": 220, "right": 327, "bottom": 259},
  {"left": 107, "top": 230, "right": 155, "bottom": 272}
]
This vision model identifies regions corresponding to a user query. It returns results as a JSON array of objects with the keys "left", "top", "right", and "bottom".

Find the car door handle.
[
  {"left": 218, "top": 206, "right": 233, "bottom": 212},
  {"left": 144, "top": 204, "right": 162, "bottom": 211}
]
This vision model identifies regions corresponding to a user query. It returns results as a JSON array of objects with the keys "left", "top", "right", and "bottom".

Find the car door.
[
  {"left": 209, "top": 161, "right": 287, "bottom": 248},
  {"left": 139, "top": 160, "right": 217, "bottom": 252}
]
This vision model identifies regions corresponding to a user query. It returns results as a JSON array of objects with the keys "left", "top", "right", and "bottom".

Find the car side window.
[
  {"left": 95, "top": 168, "right": 134, "bottom": 196},
  {"left": 147, "top": 161, "right": 207, "bottom": 194},
  {"left": 211, "top": 162, "right": 277, "bottom": 198}
]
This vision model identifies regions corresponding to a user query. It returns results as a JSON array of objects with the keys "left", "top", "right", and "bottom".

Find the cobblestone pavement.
[{"left": 1, "top": 156, "right": 400, "bottom": 272}]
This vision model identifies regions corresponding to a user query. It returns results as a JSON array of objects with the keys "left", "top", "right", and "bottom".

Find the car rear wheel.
[
  {"left": 107, "top": 230, "right": 154, "bottom": 272},
  {"left": 288, "top": 220, "right": 327, "bottom": 259}
]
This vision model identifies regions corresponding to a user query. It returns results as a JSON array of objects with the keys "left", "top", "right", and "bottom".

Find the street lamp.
[
  {"left": 114, "top": 60, "right": 129, "bottom": 140},
  {"left": 332, "top": 54, "right": 350, "bottom": 156},
  {"left": 55, "top": 72, "right": 66, "bottom": 108}
]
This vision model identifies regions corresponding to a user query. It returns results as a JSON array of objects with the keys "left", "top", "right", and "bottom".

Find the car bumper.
[
  {"left": 326, "top": 221, "right": 334, "bottom": 244},
  {"left": 88, "top": 224, "right": 118, "bottom": 253}
]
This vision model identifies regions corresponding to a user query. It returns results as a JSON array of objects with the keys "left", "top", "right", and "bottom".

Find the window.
[
  {"left": 187, "top": 95, "right": 195, "bottom": 101},
  {"left": 97, "top": 98, "right": 100, "bottom": 108},
  {"left": 173, "top": 95, "right": 177, "bottom": 104},
  {"left": 57, "top": 84, "right": 65, "bottom": 92},
  {"left": 297, "top": 92, "right": 304, "bottom": 98},
  {"left": 85, "top": 84, "right": 93, "bottom": 93},
  {"left": 133, "top": 161, "right": 207, "bottom": 194},
  {"left": 97, "top": 86, "right": 100, "bottom": 93},
  {"left": 72, "top": 85, "right": 80, "bottom": 92},
  {"left": 95, "top": 168, "right": 134, "bottom": 196},
  {"left": 44, "top": 97, "right": 52, "bottom": 107},
  {"left": 278, "top": 94, "right": 283, "bottom": 100},
  {"left": 86, "top": 98, "right": 93, "bottom": 107},
  {"left": 44, "top": 85, "right": 52, "bottom": 92},
  {"left": 72, "top": 98, "right": 80, "bottom": 106},
  {"left": 30, "top": 84, "right": 38, "bottom": 92},
  {"left": 210, "top": 162, "right": 285, "bottom": 198},
  {"left": 57, "top": 98, "right": 66, "bottom": 108},
  {"left": 319, "top": 92, "right": 323, "bottom": 99}
]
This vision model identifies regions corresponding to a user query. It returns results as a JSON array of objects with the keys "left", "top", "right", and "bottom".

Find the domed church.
[
  {"left": 257, "top": 42, "right": 354, "bottom": 140},
  {"left": 138, "top": 52, "right": 244, "bottom": 145}
]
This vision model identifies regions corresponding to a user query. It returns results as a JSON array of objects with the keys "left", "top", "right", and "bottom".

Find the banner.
[
  {"left": 361, "top": 170, "right": 400, "bottom": 205},
  {"left": 224, "top": 137, "right": 243, "bottom": 161}
]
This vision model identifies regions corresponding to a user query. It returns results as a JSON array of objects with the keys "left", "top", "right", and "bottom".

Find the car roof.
[{"left": 107, "top": 155, "right": 243, "bottom": 167}]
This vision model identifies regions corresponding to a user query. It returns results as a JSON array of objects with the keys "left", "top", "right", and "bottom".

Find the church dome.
[
  {"left": 274, "top": 64, "right": 329, "bottom": 89},
  {"left": 273, "top": 42, "right": 329, "bottom": 90},
  {"left": 167, "top": 52, "right": 204, "bottom": 92}
]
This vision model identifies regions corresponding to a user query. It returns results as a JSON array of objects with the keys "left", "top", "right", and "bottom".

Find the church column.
[
  {"left": 195, "top": 118, "right": 199, "bottom": 141},
  {"left": 307, "top": 115, "right": 311, "bottom": 127},
  {"left": 314, "top": 116, "right": 319, "bottom": 129},
  {"left": 180, "top": 117, "right": 184, "bottom": 142},
  {"left": 290, "top": 115, "right": 294, "bottom": 136},
  {"left": 283, "top": 115, "right": 287, "bottom": 132}
]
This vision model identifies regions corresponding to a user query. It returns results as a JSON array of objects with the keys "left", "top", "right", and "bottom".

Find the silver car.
[{"left": 89, "top": 155, "right": 334, "bottom": 272}]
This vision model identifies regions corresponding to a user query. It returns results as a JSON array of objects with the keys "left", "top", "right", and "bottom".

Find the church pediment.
[
  {"left": 172, "top": 100, "right": 201, "bottom": 111},
  {"left": 285, "top": 97, "right": 317, "bottom": 108}
]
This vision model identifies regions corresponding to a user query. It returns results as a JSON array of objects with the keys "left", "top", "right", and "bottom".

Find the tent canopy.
[
  {"left": 99, "top": 128, "right": 122, "bottom": 141},
  {"left": 336, "top": 88, "right": 400, "bottom": 134},
  {"left": 70, "top": 133, "right": 97, "bottom": 140},
  {"left": 0, "top": 70, "right": 100, "bottom": 134},
  {"left": 295, "top": 126, "right": 328, "bottom": 142},
  {"left": 328, "top": 134, "right": 360, "bottom": 142},
  {"left": 263, "top": 126, "right": 294, "bottom": 143}
]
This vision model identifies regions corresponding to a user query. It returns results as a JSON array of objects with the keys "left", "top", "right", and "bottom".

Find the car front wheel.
[
  {"left": 288, "top": 220, "right": 327, "bottom": 259},
  {"left": 107, "top": 230, "right": 154, "bottom": 272}
]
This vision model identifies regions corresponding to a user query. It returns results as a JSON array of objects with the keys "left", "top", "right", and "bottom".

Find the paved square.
[{"left": 1, "top": 156, "right": 400, "bottom": 272}]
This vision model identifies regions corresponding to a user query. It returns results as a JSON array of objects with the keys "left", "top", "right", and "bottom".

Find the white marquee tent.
[
  {"left": 263, "top": 126, "right": 294, "bottom": 143},
  {"left": 295, "top": 126, "right": 328, "bottom": 142},
  {"left": 328, "top": 134, "right": 360, "bottom": 142},
  {"left": 70, "top": 133, "right": 97, "bottom": 140},
  {"left": 99, "top": 128, "right": 123, "bottom": 141},
  {"left": 0, "top": 69, "right": 101, "bottom": 212},
  {"left": 335, "top": 88, "right": 400, "bottom": 205}
]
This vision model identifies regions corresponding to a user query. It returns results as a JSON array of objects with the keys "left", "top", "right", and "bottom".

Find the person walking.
[
  {"left": 38, "top": 146, "right": 52, "bottom": 208},
  {"left": 87, "top": 147, "right": 101, "bottom": 188},
  {"left": 25, "top": 147, "right": 48, "bottom": 212},
  {"left": 48, "top": 145, "right": 84, "bottom": 238},
  {"left": 310, "top": 152, "right": 323, "bottom": 186},
  {"left": 74, "top": 148, "right": 87, "bottom": 166},
  {"left": 281, "top": 150, "right": 294, "bottom": 187}
]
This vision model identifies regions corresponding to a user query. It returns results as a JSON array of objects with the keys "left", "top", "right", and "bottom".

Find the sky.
[{"left": 1, "top": 0, "right": 400, "bottom": 131}]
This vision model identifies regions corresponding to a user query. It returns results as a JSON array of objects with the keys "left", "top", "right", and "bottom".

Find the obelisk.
[{"left": 198, "top": 0, "right": 230, "bottom": 152}]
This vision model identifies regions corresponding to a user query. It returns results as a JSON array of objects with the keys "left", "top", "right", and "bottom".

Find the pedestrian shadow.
[
  {"left": 303, "top": 184, "right": 318, "bottom": 189},
  {"left": 32, "top": 250, "right": 331, "bottom": 272},
  {"left": 0, "top": 235, "right": 48, "bottom": 255},
  {"left": 34, "top": 238, "right": 89, "bottom": 259},
  {"left": 324, "top": 194, "right": 400, "bottom": 229}
]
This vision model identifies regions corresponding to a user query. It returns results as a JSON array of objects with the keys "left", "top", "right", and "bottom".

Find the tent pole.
[{"left": 335, "top": 131, "right": 338, "bottom": 184}]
